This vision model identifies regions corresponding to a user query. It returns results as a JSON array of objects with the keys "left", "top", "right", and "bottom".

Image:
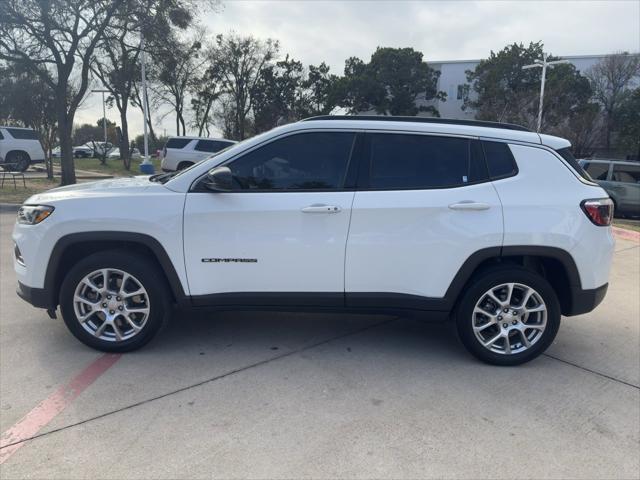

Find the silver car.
[{"left": 580, "top": 159, "right": 640, "bottom": 217}]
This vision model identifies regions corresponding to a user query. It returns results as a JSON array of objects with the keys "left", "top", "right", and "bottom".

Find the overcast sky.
[{"left": 76, "top": 0, "right": 640, "bottom": 139}]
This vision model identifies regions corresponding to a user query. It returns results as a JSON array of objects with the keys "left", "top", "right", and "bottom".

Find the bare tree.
[
  {"left": 0, "top": 0, "right": 124, "bottom": 184},
  {"left": 154, "top": 32, "right": 205, "bottom": 136},
  {"left": 587, "top": 53, "right": 640, "bottom": 150},
  {"left": 213, "top": 33, "right": 279, "bottom": 140}
]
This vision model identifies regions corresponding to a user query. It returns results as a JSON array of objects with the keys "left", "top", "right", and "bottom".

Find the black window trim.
[
  {"left": 191, "top": 129, "right": 363, "bottom": 193},
  {"left": 356, "top": 131, "right": 493, "bottom": 192}
]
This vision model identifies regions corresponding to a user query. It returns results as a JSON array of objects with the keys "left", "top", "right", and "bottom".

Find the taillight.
[{"left": 581, "top": 198, "right": 614, "bottom": 226}]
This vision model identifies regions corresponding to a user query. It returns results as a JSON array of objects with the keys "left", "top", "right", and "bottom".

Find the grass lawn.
[
  {"left": 58, "top": 156, "right": 161, "bottom": 177},
  {"left": 613, "top": 219, "right": 640, "bottom": 232},
  {"left": 0, "top": 157, "right": 163, "bottom": 204},
  {"left": 0, "top": 178, "right": 61, "bottom": 204}
]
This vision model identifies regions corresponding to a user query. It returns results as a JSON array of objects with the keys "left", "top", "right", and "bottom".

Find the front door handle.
[
  {"left": 448, "top": 201, "right": 491, "bottom": 211},
  {"left": 301, "top": 204, "right": 342, "bottom": 214}
]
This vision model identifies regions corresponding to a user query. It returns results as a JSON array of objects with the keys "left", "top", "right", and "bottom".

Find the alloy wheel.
[
  {"left": 472, "top": 282, "right": 547, "bottom": 355},
  {"left": 73, "top": 268, "right": 150, "bottom": 342}
]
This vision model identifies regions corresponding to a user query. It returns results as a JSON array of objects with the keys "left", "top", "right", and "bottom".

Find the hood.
[{"left": 25, "top": 176, "right": 162, "bottom": 204}]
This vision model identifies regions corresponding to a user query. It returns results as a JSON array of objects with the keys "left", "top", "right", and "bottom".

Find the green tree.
[
  {"left": 0, "top": 0, "right": 124, "bottom": 185},
  {"left": 615, "top": 87, "right": 640, "bottom": 159},
  {"left": 587, "top": 53, "right": 640, "bottom": 150},
  {"left": 337, "top": 47, "right": 445, "bottom": 116},
  {"left": 465, "top": 42, "right": 596, "bottom": 132},
  {"left": 213, "top": 33, "right": 279, "bottom": 140},
  {"left": 0, "top": 62, "right": 58, "bottom": 178},
  {"left": 252, "top": 55, "right": 304, "bottom": 133}
]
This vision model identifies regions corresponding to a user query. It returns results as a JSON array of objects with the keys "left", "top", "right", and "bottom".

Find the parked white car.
[
  {"left": 160, "top": 136, "right": 236, "bottom": 172},
  {"left": 107, "top": 148, "right": 142, "bottom": 159},
  {"left": 0, "top": 126, "right": 46, "bottom": 171},
  {"left": 13, "top": 116, "right": 614, "bottom": 365}
]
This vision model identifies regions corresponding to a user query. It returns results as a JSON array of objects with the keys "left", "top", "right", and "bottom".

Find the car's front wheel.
[
  {"left": 60, "top": 251, "right": 171, "bottom": 352},
  {"left": 456, "top": 266, "right": 561, "bottom": 365}
]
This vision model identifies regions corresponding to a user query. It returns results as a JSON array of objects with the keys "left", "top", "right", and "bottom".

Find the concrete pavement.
[{"left": 0, "top": 210, "right": 638, "bottom": 479}]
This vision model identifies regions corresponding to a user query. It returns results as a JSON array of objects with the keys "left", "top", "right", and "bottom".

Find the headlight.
[{"left": 17, "top": 205, "right": 55, "bottom": 225}]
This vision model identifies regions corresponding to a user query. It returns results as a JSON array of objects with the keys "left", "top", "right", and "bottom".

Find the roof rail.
[{"left": 301, "top": 115, "right": 532, "bottom": 132}]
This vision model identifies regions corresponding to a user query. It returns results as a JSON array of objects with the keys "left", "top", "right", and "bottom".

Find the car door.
[
  {"left": 345, "top": 132, "right": 503, "bottom": 309},
  {"left": 611, "top": 163, "right": 640, "bottom": 214},
  {"left": 183, "top": 130, "right": 358, "bottom": 306}
]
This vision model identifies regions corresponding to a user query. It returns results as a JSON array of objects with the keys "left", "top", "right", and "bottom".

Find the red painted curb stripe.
[
  {"left": 0, "top": 353, "right": 121, "bottom": 464},
  {"left": 612, "top": 226, "right": 640, "bottom": 242}
]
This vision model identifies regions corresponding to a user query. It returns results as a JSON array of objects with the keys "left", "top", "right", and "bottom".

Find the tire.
[
  {"left": 177, "top": 161, "right": 193, "bottom": 170},
  {"left": 455, "top": 266, "right": 561, "bottom": 366},
  {"left": 6, "top": 151, "right": 30, "bottom": 172},
  {"left": 59, "top": 250, "right": 171, "bottom": 352}
]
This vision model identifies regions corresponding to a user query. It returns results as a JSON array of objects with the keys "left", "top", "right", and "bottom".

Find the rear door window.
[
  {"left": 365, "top": 134, "right": 487, "bottom": 190},
  {"left": 195, "top": 139, "right": 233, "bottom": 153},
  {"left": 165, "top": 138, "right": 192, "bottom": 149},
  {"left": 612, "top": 164, "right": 640, "bottom": 184},
  {"left": 582, "top": 162, "right": 610, "bottom": 181},
  {"left": 6, "top": 128, "right": 39, "bottom": 140}
]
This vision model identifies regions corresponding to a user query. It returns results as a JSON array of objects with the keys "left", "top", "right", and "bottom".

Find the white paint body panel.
[
  {"left": 183, "top": 191, "right": 355, "bottom": 295},
  {"left": 495, "top": 144, "right": 614, "bottom": 289},
  {"left": 12, "top": 119, "right": 613, "bottom": 310},
  {"left": 12, "top": 177, "right": 188, "bottom": 291},
  {"left": 345, "top": 184, "right": 503, "bottom": 297}
]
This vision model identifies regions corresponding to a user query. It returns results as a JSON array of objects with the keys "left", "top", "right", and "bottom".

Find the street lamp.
[
  {"left": 91, "top": 89, "right": 110, "bottom": 157},
  {"left": 522, "top": 53, "right": 569, "bottom": 132},
  {"left": 139, "top": 34, "right": 154, "bottom": 174}
]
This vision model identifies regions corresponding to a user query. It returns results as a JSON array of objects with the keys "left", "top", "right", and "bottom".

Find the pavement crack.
[
  {"left": 543, "top": 353, "right": 639, "bottom": 389},
  {"left": 0, "top": 318, "right": 396, "bottom": 450}
]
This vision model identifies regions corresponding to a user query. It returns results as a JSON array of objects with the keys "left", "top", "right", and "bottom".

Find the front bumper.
[{"left": 17, "top": 281, "right": 53, "bottom": 309}]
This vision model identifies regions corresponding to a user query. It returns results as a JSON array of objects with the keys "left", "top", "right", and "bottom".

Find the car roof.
[
  {"left": 286, "top": 117, "right": 570, "bottom": 150},
  {"left": 0, "top": 125, "right": 35, "bottom": 130},
  {"left": 167, "top": 136, "right": 236, "bottom": 142},
  {"left": 580, "top": 159, "right": 639, "bottom": 165}
]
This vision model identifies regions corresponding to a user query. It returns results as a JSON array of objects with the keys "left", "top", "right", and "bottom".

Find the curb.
[{"left": 612, "top": 226, "right": 640, "bottom": 242}]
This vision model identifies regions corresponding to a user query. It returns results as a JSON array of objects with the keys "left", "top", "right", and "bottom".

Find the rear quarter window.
[
  {"left": 6, "top": 128, "right": 39, "bottom": 140},
  {"left": 555, "top": 147, "right": 591, "bottom": 181},
  {"left": 194, "top": 139, "right": 234, "bottom": 153},
  {"left": 481, "top": 141, "right": 518, "bottom": 179},
  {"left": 165, "top": 138, "right": 192, "bottom": 149}
]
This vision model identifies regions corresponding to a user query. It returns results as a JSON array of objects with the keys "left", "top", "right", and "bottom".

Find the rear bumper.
[
  {"left": 17, "top": 281, "right": 53, "bottom": 309},
  {"left": 566, "top": 283, "right": 608, "bottom": 316}
]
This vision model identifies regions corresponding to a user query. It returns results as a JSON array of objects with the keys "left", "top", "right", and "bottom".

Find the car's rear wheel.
[
  {"left": 177, "top": 161, "right": 193, "bottom": 170},
  {"left": 456, "top": 266, "right": 560, "bottom": 365},
  {"left": 60, "top": 251, "right": 171, "bottom": 352},
  {"left": 6, "top": 151, "right": 30, "bottom": 172}
]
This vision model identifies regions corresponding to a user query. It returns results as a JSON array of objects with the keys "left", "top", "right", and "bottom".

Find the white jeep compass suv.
[{"left": 13, "top": 117, "right": 614, "bottom": 365}]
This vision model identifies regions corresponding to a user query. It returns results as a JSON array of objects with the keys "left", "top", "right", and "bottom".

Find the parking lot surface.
[{"left": 0, "top": 209, "right": 638, "bottom": 479}]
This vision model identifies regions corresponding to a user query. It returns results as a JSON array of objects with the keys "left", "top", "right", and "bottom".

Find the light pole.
[
  {"left": 139, "top": 34, "right": 154, "bottom": 174},
  {"left": 522, "top": 53, "right": 569, "bottom": 132},
  {"left": 91, "top": 89, "right": 110, "bottom": 157}
]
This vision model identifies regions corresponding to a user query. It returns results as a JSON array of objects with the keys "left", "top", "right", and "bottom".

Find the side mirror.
[{"left": 203, "top": 166, "right": 233, "bottom": 192}]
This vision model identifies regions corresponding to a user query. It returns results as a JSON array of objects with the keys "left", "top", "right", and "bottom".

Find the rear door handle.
[
  {"left": 448, "top": 201, "right": 491, "bottom": 211},
  {"left": 301, "top": 204, "right": 342, "bottom": 214}
]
